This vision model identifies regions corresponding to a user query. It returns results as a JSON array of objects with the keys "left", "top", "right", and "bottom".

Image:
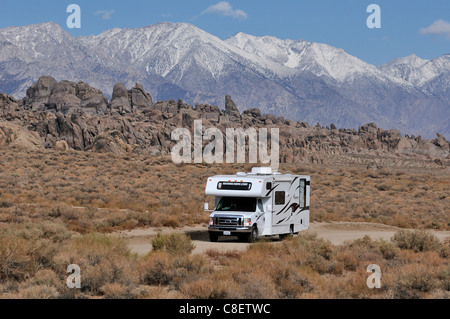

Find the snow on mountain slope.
[
  {"left": 225, "top": 32, "right": 407, "bottom": 85},
  {"left": 0, "top": 22, "right": 140, "bottom": 97},
  {"left": 0, "top": 22, "right": 68, "bottom": 59},
  {"left": 84, "top": 23, "right": 223, "bottom": 77},
  {"left": 379, "top": 54, "right": 450, "bottom": 86},
  {"left": 80, "top": 22, "right": 292, "bottom": 82}
]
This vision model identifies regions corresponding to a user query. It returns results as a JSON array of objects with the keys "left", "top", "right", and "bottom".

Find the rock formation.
[
  {"left": 21, "top": 76, "right": 154, "bottom": 116},
  {"left": 110, "top": 82, "right": 154, "bottom": 115},
  {"left": 0, "top": 76, "right": 449, "bottom": 168},
  {"left": 23, "top": 76, "right": 108, "bottom": 115},
  {"left": 55, "top": 140, "right": 69, "bottom": 151}
]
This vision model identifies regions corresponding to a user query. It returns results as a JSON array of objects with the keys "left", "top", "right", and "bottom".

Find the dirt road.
[{"left": 115, "top": 222, "right": 450, "bottom": 255}]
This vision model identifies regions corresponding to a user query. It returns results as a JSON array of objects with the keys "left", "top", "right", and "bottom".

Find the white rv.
[{"left": 205, "top": 167, "right": 310, "bottom": 242}]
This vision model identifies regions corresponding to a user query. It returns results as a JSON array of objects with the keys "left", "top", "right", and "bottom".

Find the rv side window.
[
  {"left": 257, "top": 199, "right": 263, "bottom": 212},
  {"left": 275, "top": 191, "right": 285, "bottom": 205},
  {"left": 299, "top": 179, "right": 306, "bottom": 208}
]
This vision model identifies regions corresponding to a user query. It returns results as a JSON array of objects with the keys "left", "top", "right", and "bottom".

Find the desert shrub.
[
  {"left": 138, "top": 252, "right": 172, "bottom": 286},
  {"left": 100, "top": 283, "right": 136, "bottom": 299},
  {"left": 16, "top": 285, "right": 60, "bottom": 299},
  {"left": 391, "top": 265, "right": 437, "bottom": 299},
  {"left": 53, "top": 233, "right": 138, "bottom": 295},
  {"left": 179, "top": 278, "right": 215, "bottom": 299},
  {"left": 438, "top": 240, "right": 449, "bottom": 258},
  {"left": 170, "top": 255, "right": 206, "bottom": 289},
  {"left": 229, "top": 272, "right": 278, "bottom": 299},
  {"left": 304, "top": 254, "right": 333, "bottom": 274},
  {"left": 392, "top": 230, "right": 442, "bottom": 252},
  {"left": 328, "top": 261, "right": 345, "bottom": 275},
  {"left": 377, "top": 240, "right": 401, "bottom": 260},
  {"left": 375, "top": 184, "right": 391, "bottom": 191},
  {"left": 161, "top": 216, "right": 180, "bottom": 228},
  {"left": 438, "top": 268, "right": 450, "bottom": 291},
  {"left": 19, "top": 269, "right": 63, "bottom": 291},
  {"left": 205, "top": 249, "right": 241, "bottom": 260},
  {"left": 331, "top": 269, "right": 383, "bottom": 299},
  {"left": 274, "top": 266, "right": 313, "bottom": 298},
  {"left": 0, "top": 222, "right": 71, "bottom": 281},
  {"left": 178, "top": 269, "right": 239, "bottom": 299},
  {"left": 0, "top": 234, "right": 32, "bottom": 281},
  {"left": 335, "top": 249, "right": 360, "bottom": 271},
  {"left": 0, "top": 201, "right": 14, "bottom": 208},
  {"left": 138, "top": 251, "right": 205, "bottom": 290},
  {"left": 151, "top": 233, "right": 195, "bottom": 256},
  {"left": 314, "top": 242, "right": 334, "bottom": 260}
]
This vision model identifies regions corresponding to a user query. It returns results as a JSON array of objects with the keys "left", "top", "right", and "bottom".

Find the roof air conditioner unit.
[{"left": 251, "top": 167, "right": 272, "bottom": 175}]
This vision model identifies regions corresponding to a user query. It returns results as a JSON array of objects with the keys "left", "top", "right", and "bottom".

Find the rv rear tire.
[{"left": 280, "top": 225, "right": 294, "bottom": 240}]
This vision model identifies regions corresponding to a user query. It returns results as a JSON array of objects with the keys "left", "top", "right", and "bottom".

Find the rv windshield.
[{"left": 216, "top": 197, "right": 257, "bottom": 212}]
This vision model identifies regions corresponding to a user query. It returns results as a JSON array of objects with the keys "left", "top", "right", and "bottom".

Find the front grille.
[{"left": 215, "top": 216, "right": 242, "bottom": 227}]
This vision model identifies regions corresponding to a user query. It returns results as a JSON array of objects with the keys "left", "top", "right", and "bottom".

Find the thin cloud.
[
  {"left": 420, "top": 19, "right": 450, "bottom": 39},
  {"left": 202, "top": 1, "right": 248, "bottom": 20},
  {"left": 94, "top": 10, "right": 115, "bottom": 20}
]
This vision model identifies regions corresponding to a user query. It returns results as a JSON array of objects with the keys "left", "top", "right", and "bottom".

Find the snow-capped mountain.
[
  {"left": 224, "top": 31, "right": 448, "bottom": 137},
  {"left": 79, "top": 22, "right": 299, "bottom": 106},
  {"left": 0, "top": 22, "right": 150, "bottom": 98},
  {"left": 379, "top": 54, "right": 450, "bottom": 86},
  {"left": 0, "top": 22, "right": 448, "bottom": 138},
  {"left": 379, "top": 54, "right": 450, "bottom": 106},
  {"left": 226, "top": 32, "right": 394, "bottom": 83}
]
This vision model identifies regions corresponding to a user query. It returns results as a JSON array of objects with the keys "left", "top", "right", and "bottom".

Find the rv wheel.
[
  {"left": 248, "top": 227, "right": 258, "bottom": 243},
  {"left": 280, "top": 225, "right": 294, "bottom": 240}
]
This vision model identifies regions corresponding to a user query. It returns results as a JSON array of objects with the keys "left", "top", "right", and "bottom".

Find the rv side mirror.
[
  {"left": 204, "top": 203, "right": 209, "bottom": 211},
  {"left": 266, "top": 204, "right": 272, "bottom": 212}
]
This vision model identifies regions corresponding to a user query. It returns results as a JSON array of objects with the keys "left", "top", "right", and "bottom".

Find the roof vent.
[
  {"left": 251, "top": 167, "right": 272, "bottom": 175},
  {"left": 236, "top": 172, "right": 247, "bottom": 177}
]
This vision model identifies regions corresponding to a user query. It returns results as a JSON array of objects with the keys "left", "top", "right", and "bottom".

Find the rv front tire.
[{"left": 248, "top": 227, "right": 258, "bottom": 243}]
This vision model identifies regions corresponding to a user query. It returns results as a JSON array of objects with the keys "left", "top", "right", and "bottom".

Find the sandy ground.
[{"left": 114, "top": 222, "right": 450, "bottom": 255}]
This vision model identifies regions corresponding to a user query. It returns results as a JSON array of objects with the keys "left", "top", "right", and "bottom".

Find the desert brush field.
[{"left": 0, "top": 146, "right": 448, "bottom": 299}]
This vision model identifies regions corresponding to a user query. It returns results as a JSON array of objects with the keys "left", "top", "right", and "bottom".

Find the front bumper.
[{"left": 208, "top": 226, "right": 252, "bottom": 234}]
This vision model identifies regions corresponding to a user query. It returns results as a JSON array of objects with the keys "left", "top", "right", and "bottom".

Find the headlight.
[
  {"left": 244, "top": 218, "right": 251, "bottom": 227},
  {"left": 209, "top": 217, "right": 214, "bottom": 226}
]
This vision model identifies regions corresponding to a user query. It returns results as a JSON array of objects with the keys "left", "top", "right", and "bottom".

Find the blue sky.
[{"left": 1, "top": 0, "right": 449, "bottom": 65}]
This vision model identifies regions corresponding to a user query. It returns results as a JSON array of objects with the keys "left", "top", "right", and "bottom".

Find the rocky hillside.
[{"left": 1, "top": 76, "right": 449, "bottom": 168}]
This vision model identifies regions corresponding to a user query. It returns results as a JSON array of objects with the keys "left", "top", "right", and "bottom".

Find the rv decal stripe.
[
  {"left": 276, "top": 202, "right": 301, "bottom": 216},
  {"left": 276, "top": 199, "right": 292, "bottom": 216},
  {"left": 294, "top": 206, "right": 310, "bottom": 216},
  {"left": 289, "top": 177, "right": 299, "bottom": 188},
  {"left": 290, "top": 203, "right": 300, "bottom": 213},
  {"left": 265, "top": 184, "right": 279, "bottom": 197}
]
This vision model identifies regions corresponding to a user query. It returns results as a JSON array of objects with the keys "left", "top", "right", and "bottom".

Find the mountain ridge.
[{"left": 0, "top": 21, "right": 448, "bottom": 138}]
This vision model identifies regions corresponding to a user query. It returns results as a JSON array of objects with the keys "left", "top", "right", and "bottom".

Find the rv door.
[{"left": 271, "top": 181, "right": 291, "bottom": 226}]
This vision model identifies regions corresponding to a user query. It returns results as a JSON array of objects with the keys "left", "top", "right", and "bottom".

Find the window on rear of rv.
[{"left": 275, "top": 191, "right": 285, "bottom": 205}]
